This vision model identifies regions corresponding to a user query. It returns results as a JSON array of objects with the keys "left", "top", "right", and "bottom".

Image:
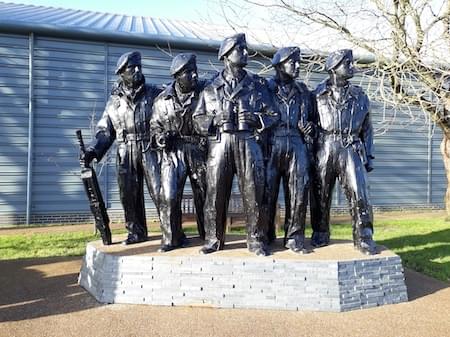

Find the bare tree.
[{"left": 214, "top": 0, "right": 450, "bottom": 214}]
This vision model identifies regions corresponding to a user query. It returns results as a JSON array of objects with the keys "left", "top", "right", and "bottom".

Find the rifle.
[{"left": 76, "top": 130, "right": 112, "bottom": 245}]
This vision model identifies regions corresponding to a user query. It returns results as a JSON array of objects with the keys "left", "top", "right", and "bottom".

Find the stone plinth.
[{"left": 78, "top": 234, "right": 408, "bottom": 312}]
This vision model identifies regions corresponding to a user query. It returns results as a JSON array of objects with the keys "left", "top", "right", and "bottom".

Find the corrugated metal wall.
[
  {"left": 0, "top": 33, "right": 29, "bottom": 215},
  {"left": 0, "top": 32, "right": 445, "bottom": 226}
]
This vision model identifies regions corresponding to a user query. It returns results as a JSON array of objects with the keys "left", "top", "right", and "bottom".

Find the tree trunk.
[{"left": 440, "top": 134, "right": 450, "bottom": 219}]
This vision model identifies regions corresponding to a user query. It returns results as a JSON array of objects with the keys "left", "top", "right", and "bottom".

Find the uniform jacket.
[
  {"left": 90, "top": 82, "right": 161, "bottom": 161},
  {"left": 193, "top": 71, "right": 277, "bottom": 137},
  {"left": 314, "top": 79, "right": 373, "bottom": 158},
  {"left": 150, "top": 80, "right": 206, "bottom": 142},
  {"left": 268, "top": 78, "right": 316, "bottom": 138}
]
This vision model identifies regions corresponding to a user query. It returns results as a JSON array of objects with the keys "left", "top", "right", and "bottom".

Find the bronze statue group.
[{"left": 80, "top": 33, "right": 377, "bottom": 257}]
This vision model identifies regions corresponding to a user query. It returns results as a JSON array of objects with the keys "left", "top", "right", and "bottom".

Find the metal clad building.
[{"left": 0, "top": 2, "right": 445, "bottom": 226}]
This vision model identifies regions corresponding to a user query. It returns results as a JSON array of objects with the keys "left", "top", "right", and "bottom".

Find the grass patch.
[
  {"left": 0, "top": 217, "right": 449, "bottom": 282},
  {"left": 217, "top": 217, "right": 450, "bottom": 282},
  {"left": 0, "top": 229, "right": 126, "bottom": 260},
  {"left": 0, "top": 231, "right": 97, "bottom": 260}
]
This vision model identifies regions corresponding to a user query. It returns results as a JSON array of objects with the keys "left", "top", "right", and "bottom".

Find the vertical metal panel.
[
  {"left": 427, "top": 120, "right": 433, "bottom": 203},
  {"left": 103, "top": 43, "right": 109, "bottom": 205},
  {"left": 431, "top": 127, "right": 446, "bottom": 204},
  {"left": 26, "top": 32, "right": 34, "bottom": 224},
  {"left": 31, "top": 36, "right": 106, "bottom": 213},
  {"left": 0, "top": 33, "right": 29, "bottom": 216}
]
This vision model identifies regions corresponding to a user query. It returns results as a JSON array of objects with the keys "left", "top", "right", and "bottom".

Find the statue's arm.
[
  {"left": 89, "top": 98, "right": 116, "bottom": 162},
  {"left": 258, "top": 80, "right": 279, "bottom": 131},
  {"left": 192, "top": 91, "right": 214, "bottom": 136},
  {"left": 361, "top": 97, "right": 374, "bottom": 159},
  {"left": 150, "top": 98, "right": 170, "bottom": 149}
]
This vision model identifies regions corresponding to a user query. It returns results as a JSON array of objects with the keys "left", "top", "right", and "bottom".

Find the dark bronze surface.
[
  {"left": 193, "top": 33, "right": 278, "bottom": 256},
  {"left": 310, "top": 49, "right": 377, "bottom": 255},
  {"left": 150, "top": 53, "right": 207, "bottom": 251},
  {"left": 264, "top": 46, "right": 316, "bottom": 254},
  {"left": 81, "top": 51, "right": 161, "bottom": 245}
]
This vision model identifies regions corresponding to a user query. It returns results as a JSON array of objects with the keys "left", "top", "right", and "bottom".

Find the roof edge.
[{"left": 0, "top": 19, "right": 278, "bottom": 56}]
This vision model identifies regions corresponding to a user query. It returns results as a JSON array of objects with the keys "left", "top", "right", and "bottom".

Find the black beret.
[
  {"left": 271, "top": 46, "right": 300, "bottom": 66},
  {"left": 115, "top": 51, "right": 141, "bottom": 75},
  {"left": 218, "top": 33, "right": 246, "bottom": 60},
  {"left": 325, "top": 49, "right": 353, "bottom": 72},
  {"left": 170, "top": 53, "right": 196, "bottom": 76}
]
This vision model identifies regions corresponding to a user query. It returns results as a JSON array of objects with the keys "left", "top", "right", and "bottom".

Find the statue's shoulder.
[
  {"left": 202, "top": 72, "right": 221, "bottom": 94},
  {"left": 106, "top": 91, "right": 122, "bottom": 110},
  {"left": 349, "top": 84, "right": 366, "bottom": 97},
  {"left": 349, "top": 85, "right": 369, "bottom": 106},
  {"left": 197, "top": 78, "right": 209, "bottom": 91},
  {"left": 145, "top": 83, "right": 163, "bottom": 99},
  {"left": 266, "top": 78, "right": 277, "bottom": 93},
  {"left": 250, "top": 73, "right": 269, "bottom": 86},
  {"left": 152, "top": 85, "right": 173, "bottom": 111},
  {"left": 294, "top": 81, "right": 312, "bottom": 94},
  {"left": 313, "top": 79, "right": 329, "bottom": 97}
]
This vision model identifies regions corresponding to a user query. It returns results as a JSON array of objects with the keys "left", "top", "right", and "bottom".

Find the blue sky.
[{"left": 4, "top": 0, "right": 214, "bottom": 20}]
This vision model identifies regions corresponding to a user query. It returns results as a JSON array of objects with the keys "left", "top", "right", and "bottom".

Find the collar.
[
  {"left": 161, "top": 82, "right": 176, "bottom": 99},
  {"left": 315, "top": 78, "right": 360, "bottom": 98},
  {"left": 211, "top": 70, "right": 252, "bottom": 89},
  {"left": 116, "top": 81, "right": 145, "bottom": 103},
  {"left": 161, "top": 81, "right": 197, "bottom": 102}
]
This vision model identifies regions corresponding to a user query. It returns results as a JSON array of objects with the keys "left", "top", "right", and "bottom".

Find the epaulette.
[
  {"left": 314, "top": 79, "right": 329, "bottom": 96},
  {"left": 349, "top": 84, "right": 363, "bottom": 97},
  {"left": 266, "top": 78, "right": 277, "bottom": 92}
]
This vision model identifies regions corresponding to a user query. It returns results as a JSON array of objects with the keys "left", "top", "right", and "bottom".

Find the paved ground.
[
  {"left": 0, "top": 254, "right": 449, "bottom": 337},
  {"left": 0, "top": 212, "right": 449, "bottom": 337}
]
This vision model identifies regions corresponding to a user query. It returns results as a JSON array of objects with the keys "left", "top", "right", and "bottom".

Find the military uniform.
[
  {"left": 265, "top": 77, "right": 315, "bottom": 245},
  {"left": 151, "top": 75, "right": 207, "bottom": 248},
  {"left": 193, "top": 69, "right": 277, "bottom": 252},
  {"left": 310, "top": 50, "right": 375, "bottom": 252},
  {"left": 88, "top": 53, "right": 161, "bottom": 242}
]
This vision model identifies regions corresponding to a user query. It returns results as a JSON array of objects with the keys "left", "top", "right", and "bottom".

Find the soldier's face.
[
  {"left": 280, "top": 54, "right": 300, "bottom": 80},
  {"left": 175, "top": 63, "right": 198, "bottom": 93},
  {"left": 120, "top": 60, "right": 145, "bottom": 88},
  {"left": 226, "top": 42, "right": 248, "bottom": 67},
  {"left": 333, "top": 56, "right": 354, "bottom": 80}
]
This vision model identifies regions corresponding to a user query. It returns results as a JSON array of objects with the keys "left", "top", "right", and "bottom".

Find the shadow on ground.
[
  {"left": 0, "top": 234, "right": 448, "bottom": 322},
  {"left": 0, "top": 256, "right": 101, "bottom": 322}
]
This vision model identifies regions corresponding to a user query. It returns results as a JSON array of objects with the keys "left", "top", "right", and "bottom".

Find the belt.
[
  {"left": 320, "top": 129, "right": 343, "bottom": 135},
  {"left": 178, "top": 135, "right": 203, "bottom": 144},
  {"left": 124, "top": 133, "right": 150, "bottom": 142}
]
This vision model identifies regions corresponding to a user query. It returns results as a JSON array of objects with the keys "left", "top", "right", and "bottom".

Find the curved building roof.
[{"left": 0, "top": 2, "right": 276, "bottom": 53}]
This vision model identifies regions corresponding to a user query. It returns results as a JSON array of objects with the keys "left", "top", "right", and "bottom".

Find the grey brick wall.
[{"left": 79, "top": 243, "right": 408, "bottom": 312}]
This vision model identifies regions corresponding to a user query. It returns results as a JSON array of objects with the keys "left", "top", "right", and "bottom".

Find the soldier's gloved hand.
[
  {"left": 199, "top": 137, "right": 207, "bottom": 148},
  {"left": 299, "top": 121, "right": 314, "bottom": 137},
  {"left": 81, "top": 149, "right": 96, "bottom": 167},
  {"left": 365, "top": 157, "right": 374, "bottom": 172},
  {"left": 156, "top": 133, "right": 168, "bottom": 149}
]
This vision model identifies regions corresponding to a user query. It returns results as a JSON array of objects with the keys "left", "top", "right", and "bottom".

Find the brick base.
[{"left": 79, "top": 235, "right": 408, "bottom": 312}]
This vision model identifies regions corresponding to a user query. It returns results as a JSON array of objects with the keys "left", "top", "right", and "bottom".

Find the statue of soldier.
[
  {"left": 81, "top": 51, "right": 161, "bottom": 245},
  {"left": 265, "top": 47, "right": 316, "bottom": 253},
  {"left": 193, "top": 33, "right": 277, "bottom": 256},
  {"left": 150, "top": 53, "right": 207, "bottom": 252},
  {"left": 310, "top": 49, "right": 377, "bottom": 255}
]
